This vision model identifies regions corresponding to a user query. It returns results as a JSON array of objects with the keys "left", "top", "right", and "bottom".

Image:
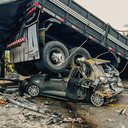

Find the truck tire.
[
  {"left": 37, "top": 41, "right": 69, "bottom": 73},
  {"left": 69, "top": 47, "right": 91, "bottom": 66}
]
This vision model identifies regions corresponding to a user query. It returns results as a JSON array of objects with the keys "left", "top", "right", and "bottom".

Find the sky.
[{"left": 74, "top": 0, "right": 128, "bottom": 31}]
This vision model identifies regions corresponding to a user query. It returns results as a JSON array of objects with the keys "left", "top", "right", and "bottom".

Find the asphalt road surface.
[{"left": 0, "top": 81, "right": 128, "bottom": 128}]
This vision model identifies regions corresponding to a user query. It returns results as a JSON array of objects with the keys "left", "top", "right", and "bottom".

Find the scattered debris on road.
[
  {"left": 0, "top": 79, "right": 128, "bottom": 128},
  {"left": 119, "top": 108, "right": 128, "bottom": 116},
  {"left": 0, "top": 96, "right": 7, "bottom": 105}
]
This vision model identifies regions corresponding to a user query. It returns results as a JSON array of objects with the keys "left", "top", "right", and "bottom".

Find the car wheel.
[
  {"left": 69, "top": 47, "right": 91, "bottom": 66},
  {"left": 37, "top": 41, "right": 69, "bottom": 73},
  {"left": 26, "top": 83, "right": 40, "bottom": 97},
  {"left": 91, "top": 93, "right": 104, "bottom": 107}
]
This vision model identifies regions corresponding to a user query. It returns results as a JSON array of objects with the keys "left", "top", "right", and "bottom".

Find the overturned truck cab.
[{"left": 19, "top": 58, "right": 124, "bottom": 107}]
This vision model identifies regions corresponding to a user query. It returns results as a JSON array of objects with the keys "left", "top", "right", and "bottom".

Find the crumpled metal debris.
[
  {"left": 119, "top": 109, "right": 128, "bottom": 116},
  {"left": 47, "top": 112, "right": 63, "bottom": 125},
  {"left": 0, "top": 96, "right": 8, "bottom": 105},
  {"left": 63, "top": 117, "right": 84, "bottom": 123},
  {"left": 0, "top": 92, "right": 48, "bottom": 113},
  {"left": 1, "top": 91, "right": 85, "bottom": 126},
  {"left": 0, "top": 100, "right": 7, "bottom": 105},
  {"left": 47, "top": 112, "right": 84, "bottom": 125}
]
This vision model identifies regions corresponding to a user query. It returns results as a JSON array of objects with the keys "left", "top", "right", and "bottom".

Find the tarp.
[{"left": 0, "top": 0, "right": 30, "bottom": 45}]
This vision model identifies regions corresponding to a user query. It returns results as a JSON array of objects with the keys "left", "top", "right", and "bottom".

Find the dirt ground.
[{"left": 0, "top": 81, "right": 128, "bottom": 128}]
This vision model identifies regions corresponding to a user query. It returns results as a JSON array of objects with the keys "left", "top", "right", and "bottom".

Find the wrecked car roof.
[{"left": 0, "top": 0, "right": 30, "bottom": 47}]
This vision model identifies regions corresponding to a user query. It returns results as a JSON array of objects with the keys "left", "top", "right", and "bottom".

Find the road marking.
[{"left": 108, "top": 104, "right": 128, "bottom": 108}]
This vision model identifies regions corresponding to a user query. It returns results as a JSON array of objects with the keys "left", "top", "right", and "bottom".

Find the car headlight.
[{"left": 99, "top": 77, "right": 108, "bottom": 83}]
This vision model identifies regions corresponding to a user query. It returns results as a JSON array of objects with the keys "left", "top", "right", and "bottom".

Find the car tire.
[
  {"left": 90, "top": 93, "right": 105, "bottom": 107},
  {"left": 26, "top": 83, "right": 40, "bottom": 97},
  {"left": 37, "top": 41, "right": 69, "bottom": 73},
  {"left": 69, "top": 47, "right": 91, "bottom": 66}
]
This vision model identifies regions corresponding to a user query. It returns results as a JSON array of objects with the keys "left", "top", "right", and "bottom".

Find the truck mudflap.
[{"left": 9, "top": 23, "right": 40, "bottom": 63}]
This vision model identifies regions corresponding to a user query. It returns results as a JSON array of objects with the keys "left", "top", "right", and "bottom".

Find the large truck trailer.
[{"left": 0, "top": 0, "right": 128, "bottom": 76}]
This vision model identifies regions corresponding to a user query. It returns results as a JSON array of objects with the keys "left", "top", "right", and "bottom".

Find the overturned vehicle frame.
[{"left": 19, "top": 58, "right": 124, "bottom": 107}]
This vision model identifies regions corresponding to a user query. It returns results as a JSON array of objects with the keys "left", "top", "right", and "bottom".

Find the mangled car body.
[
  {"left": 19, "top": 58, "right": 124, "bottom": 106},
  {"left": 0, "top": 0, "right": 125, "bottom": 107}
]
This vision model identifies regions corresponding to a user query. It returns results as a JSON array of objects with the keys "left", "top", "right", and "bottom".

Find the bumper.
[{"left": 107, "top": 87, "right": 124, "bottom": 98}]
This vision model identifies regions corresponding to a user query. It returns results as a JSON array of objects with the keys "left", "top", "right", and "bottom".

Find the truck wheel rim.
[
  {"left": 91, "top": 93, "right": 104, "bottom": 106},
  {"left": 75, "top": 55, "right": 86, "bottom": 65},
  {"left": 50, "top": 48, "right": 65, "bottom": 66},
  {"left": 27, "top": 84, "right": 39, "bottom": 96}
]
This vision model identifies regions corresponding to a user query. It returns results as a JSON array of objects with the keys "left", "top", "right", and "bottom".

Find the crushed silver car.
[
  {"left": 83, "top": 59, "right": 124, "bottom": 106},
  {"left": 19, "top": 58, "right": 124, "bottom": 107}
]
